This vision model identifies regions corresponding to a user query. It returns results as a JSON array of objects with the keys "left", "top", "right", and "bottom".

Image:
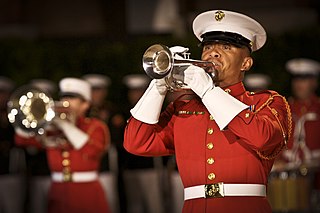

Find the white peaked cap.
[
  {"left": 59, "top": 77, "right": 91, "bottom": 101},
  {"left": 286, "top": 58, "right": 320, "bottom": 76},
  {"left": 82, "top": 74, "right": 111, "bottom": 88},
  {"left": 244, "top": 73, "right": 271, "bottom": 90},
  {"left": 123, "top": 74, "right": 150, "bottom": 89},
  {"left": 193, "top": 10, "right": 267, "bottom": 51}
]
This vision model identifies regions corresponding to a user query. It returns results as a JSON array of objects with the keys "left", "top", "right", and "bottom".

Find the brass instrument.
[
  {"left": 7, "top": 85, "right": 70, "bottom": 135},
  {"left": 142, "top": 44, "right": 216, "bottom": 91}
]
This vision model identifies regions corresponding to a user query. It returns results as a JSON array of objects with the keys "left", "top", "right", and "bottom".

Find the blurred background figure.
[
  {"left": 26, "top": 78, "right": 57, "bottom": 213},
  {"left": 82, "top": 73, "right": 120, "bottom": 213},
  {"left": 269, "top": 58, "right": 320, "bottom": 213},
  {"left": 244, "top": 73, "right": 271, "bottom": 92},
  {"left": 0, "top": 76, "right": 26, "bottom": 213},
  {"left": 117, "top": 74, "right": 165, "bottom": 213},
  {"left": 13, "top": 77, "right": 111, "bottom": 213}
]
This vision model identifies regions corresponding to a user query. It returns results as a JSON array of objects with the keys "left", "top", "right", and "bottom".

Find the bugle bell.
[
  {"left": 7, "top": 85, "right": 70, "bottom": 135},
  {"left": 142, "top": 44, "right": 216, "bottom": 91}
]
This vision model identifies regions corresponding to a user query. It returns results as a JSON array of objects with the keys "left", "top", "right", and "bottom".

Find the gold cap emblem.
[{"left": 215, "top": 11, "right": 225, "bottom": 21}]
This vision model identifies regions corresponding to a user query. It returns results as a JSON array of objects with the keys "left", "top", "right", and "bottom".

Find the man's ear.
[
  {"left": 241, "top": 57, "right": 253, "bottom": 72},
  {"left": 82, "top": 101, "right": 90, "bottom": 112}
]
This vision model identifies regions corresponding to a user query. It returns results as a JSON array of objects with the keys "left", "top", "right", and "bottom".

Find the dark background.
[{"left": 0, "top": 0, "right": 319, "bottom": 103}]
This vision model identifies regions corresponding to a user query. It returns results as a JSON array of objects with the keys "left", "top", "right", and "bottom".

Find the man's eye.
[
  {"left": 223, "top": 44, "right": 231, "bottom": 50},
  {"left": 203, "top": 46, "right": 211, "bottom": 51}
]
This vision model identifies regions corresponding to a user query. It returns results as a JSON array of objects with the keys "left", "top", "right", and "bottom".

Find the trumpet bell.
[
  {"left": 143, "top": 44, "right": 174, "bottom": 79},
  {"left": 7, "top": 85, "right": 55, "bottom": 135}
]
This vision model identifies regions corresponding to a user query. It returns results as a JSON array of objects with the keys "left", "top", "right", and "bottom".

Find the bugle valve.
[{"left": 142, "top": 44, "right": 216, "bottom": 91}]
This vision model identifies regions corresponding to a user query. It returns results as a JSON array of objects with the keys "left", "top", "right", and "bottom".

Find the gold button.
[
  {"left": 207, "top": 143, "right": 214, "bottom": 150},
  {"left": 208, "top": 173, "right": 216, "bottom": 180},
  {"left": 207, "top": 158, "right": 214, "bottom": 164},
  {"left": 63, "top": 167, "right": 71, "bottom": 173},
  {"left": 209, "top": 115, "right": 214, "bottom": 120},
  {"left": 62, "top": 151, "right": 69, "bottom": 158},
  {"left": 207, "top": 128, "right": 214, "bottom": 134},
  {"left": 62, "top": 159, "right": 70, "bottom": 166},
  {"left": 245, "top": 113, "right": 250, "bottom": 118}
]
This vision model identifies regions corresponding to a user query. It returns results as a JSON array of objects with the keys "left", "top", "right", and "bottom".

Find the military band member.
[
  {"left": 124, "top": 10, "right": 292, "bottom": 213},
  {"left": 244, "top": 73, "right": 271, "bottom": 92},
  {"left": 82, "top": 73, "right": 120, "bottom": 213},
  {"left": 120, "top": 74, "right": 165, "bottom": 213},
  {"left": 281, "top": 58, "right": 320, "bottom": 211},
  {"left": 14, "top": 77, "right": 111, "bottom": 213}
]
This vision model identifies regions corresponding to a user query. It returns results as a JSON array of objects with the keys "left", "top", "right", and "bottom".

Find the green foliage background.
[{"left": 1, "top": 25, "right": 319, "bottom": 105}]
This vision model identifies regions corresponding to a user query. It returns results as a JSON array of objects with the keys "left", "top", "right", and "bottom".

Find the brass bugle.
[
  {"left": 7, "top": 85, "right": 70, "bottom": 135},
  {"left": 142, "top": 44, "right": 216, "bottom": 90}
]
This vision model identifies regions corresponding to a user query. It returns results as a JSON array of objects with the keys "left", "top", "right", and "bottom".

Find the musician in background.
[
  {"left": 280, "top": 58, "right": 320, "bottom": 212},
  {"left": 119, "top": 74, "right": 165, "bottom": 213},
  {"left": 0, "top": 76, "right": 26, "bottom": 213},
  {"left": 82, "top": 73, "right": 120, "bottom": 213},
  {"left": 14, "top": 77, "right": 111, "bottom": 213},
  {"left": 244, "top": 73, "right": 271, "bottom": 92}
]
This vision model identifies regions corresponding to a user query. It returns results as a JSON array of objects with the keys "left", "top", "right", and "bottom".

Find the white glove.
[
  {"left": 169, "top": 46, "right": 189, "bottom": 55},
  {"left": 130, "top": 79, "right": 167, "bottom": 124},
  {"left": 53, "top": 119, "right": 89, "bottom": 150},
  {"left": 183, "top": 65, "right": 249, "bottom": 130},
  {"left": 183, "top": 65, "right": 214, "bottom": 98},
  {"left": 15, "top": 127, "right": 32, "bottom": 138},
  {"left": 202, "top": 88, "right": 249, "bottom": 130}
]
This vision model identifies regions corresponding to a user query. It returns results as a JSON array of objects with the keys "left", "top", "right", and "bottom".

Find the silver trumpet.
[
  {"left": 7, "top": 85, "right": 71, "bottom": 135},
  {"left": 142, "top": 44, "right": 216, "bottom": 91}
]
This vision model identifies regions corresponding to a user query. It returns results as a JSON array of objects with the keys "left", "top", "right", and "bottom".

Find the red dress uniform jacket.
[
  {"left": 124, "top": 82, "right": 291, "bottom": 213},
  {"left": 15, "top": 117, "right": 111, "bottom": 213},
  {"left": 287, "top": 95, "right": 320, "bottom": 189}
]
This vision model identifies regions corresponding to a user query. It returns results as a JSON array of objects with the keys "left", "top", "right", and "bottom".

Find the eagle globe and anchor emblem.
[{"left": 215, "top": 10, "right": 225, "bottom": 21}]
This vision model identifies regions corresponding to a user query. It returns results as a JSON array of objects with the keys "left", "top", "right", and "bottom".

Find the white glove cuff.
[
  {"left": 15, "top": 127, "right": 32, "bottom": 138},
  {"left": 202, "top": 87, "right": 249, "bottom": 130},
  {"left": 130, "top": 80, "right": 167, "bottom": 124},
  {"left": 56, "top": 120, "right": 88, "bottom": 150}
]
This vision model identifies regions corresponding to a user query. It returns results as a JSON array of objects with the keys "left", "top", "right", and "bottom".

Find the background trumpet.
[
  {"left": 142, "top": 44, "right": 216, "bottom": 91},
  {"left": 7, "top": 85, "right": 71, "bottom": 135}
]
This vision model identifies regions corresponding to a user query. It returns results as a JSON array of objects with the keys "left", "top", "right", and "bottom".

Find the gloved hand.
[
  {"left": 183, "top": 65, "right": 214, "bottom": 98},
  {"left": 53, "top": 118, "right": 88, "bottom": 150},
  {"left": 182, "top": 66, "right": 248, "bottom": 130},
  {"left": 15, "top": 127, "right": 32, "bottom": 138},
  {"left": 169, "top": 46, "right": 189, "bottom": 55},
  {"left": 130, "top": 78, "right": 167, "bottom": 124}
]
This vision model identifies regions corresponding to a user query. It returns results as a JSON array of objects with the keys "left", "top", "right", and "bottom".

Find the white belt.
[
  {"left": 184, "top": 183, "right": 266, "bottom": 200},
  {"left": 51, "top": 171, "right": 98, "bottom": 183}
]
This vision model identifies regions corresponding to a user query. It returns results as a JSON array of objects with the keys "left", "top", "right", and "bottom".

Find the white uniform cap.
[
  {"left": 244, "top": 73, "right": 271, "bottom": 90},
  {"left": 59, "top": 77, "right": 91, "bottom": 101},
  {"left": 286, "top": 58, "right": 320, "bottom": 77},
  {"left": 82, "top": 74, "right": 111, "bottom": 89},
  {"left": 0, "top": 76, "right": 15, "bottom": 92},
  {"left": 193, "top": 10, "right": 267, "bottom": 52},
  {"left": 123, "top": 74, "right": 150, "bottom": 89},
  {"left": 29, "top": 79, "right": 57, "bottom": 95}
]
